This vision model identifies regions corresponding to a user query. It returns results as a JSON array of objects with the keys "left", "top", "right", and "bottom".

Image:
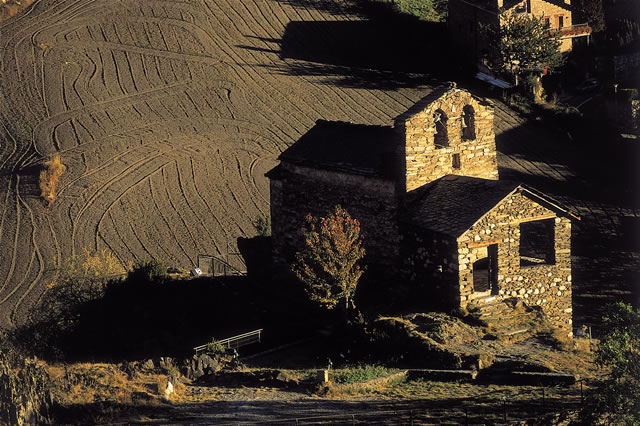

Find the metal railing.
[
  {"left": 551, "top": 23, "right": 592, "bottom": 38},
  {"left": 193, "top": 329, "right": 263, "bottom": 354}
]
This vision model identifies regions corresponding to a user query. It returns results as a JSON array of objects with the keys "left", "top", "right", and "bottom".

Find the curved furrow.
[
  {"left": 9, "top": 192, "right": 45, "bottom": 327},
  {"left": 145, "top": 172, "right": 202, "bottom": 264}
]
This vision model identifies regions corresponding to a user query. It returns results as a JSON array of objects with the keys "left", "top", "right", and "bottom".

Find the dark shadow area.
[
  {"left": 17, "top": 271, "right": 328, "bottom": 362},
  {"left": 246, "top": 8, "right": 469, "bottom": 90},
  {"left": 279, "top": 20, "right": 449, "bottom": 73}
]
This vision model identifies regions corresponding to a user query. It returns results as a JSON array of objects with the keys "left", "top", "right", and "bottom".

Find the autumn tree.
[
  {"left": 483, "top": 13, "right": 564, "bottom": 84},
  {"left": 292, "top": 206, "right": 365, "bottom": 312}
]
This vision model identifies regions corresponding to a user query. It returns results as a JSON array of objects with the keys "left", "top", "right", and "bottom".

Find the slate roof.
[
  {"left": 277, "top": 120, "right": 397, "bottom": 178},
  {"left": 405, "top": 175, "right": 577, "bottom": 237},
  {"left": 405, "top": 175, "right": 522, "bottom": 237}
]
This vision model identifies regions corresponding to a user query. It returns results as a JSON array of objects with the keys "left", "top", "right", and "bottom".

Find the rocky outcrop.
[{"left": 0, "top": 357, "right": 53, "bottom": 425}]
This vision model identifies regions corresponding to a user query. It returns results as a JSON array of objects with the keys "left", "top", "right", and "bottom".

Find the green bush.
[
  {"left": 253, "top": 215, "right": 271, "bottom": 237},
  {"left": 396, "top": 0, "right": 433, "bottom": 19},
  {"left": 580, "top": 302, "right": 640, "bottom": 424},
  {"left": 333, "top": 364, "right": 392, "bottom": 384},
  {"left": 128, "top": 258, "right": 167, "bottom": 283},
  {"left": 205, "top": 339, "right": 226, "bottom": 356}
]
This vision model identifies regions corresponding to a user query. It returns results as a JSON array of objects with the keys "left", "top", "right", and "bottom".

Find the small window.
[
  {"left": 433, "top": 109, "right": 449, "bottom": 148},
  {"left": 520, "top": 219, "right": 555, "bottom": 266},
  {"left": 543, "top": 17, "right": 550, "bottom": 28},
  {"left": 558, "top": 15, "right": 564, "bottom": 28},
  {"left": 452, "top": 153, "right": 461, "bottom": 169},
  {"left": 462, "top": 105, "right": 476, "bottom": 140}
]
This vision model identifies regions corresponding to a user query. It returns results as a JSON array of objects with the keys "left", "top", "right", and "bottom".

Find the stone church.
[{"left": 266, "top": 85, "right": 576, "bottom": 334}]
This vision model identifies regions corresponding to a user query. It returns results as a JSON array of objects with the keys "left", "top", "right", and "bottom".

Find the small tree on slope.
[
  {"left": 292, "top": 206, "right": 365, "bottom": 312},
  {"left": 581, "top": 302, "right": 640, "bottom": 424},
  {"left": 483, "top": 13, "right": 564, "bottom": 83}
]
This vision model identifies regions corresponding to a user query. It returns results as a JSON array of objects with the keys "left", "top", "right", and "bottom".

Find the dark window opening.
[
  {"left": 462, "top": 105, "right": 476, "bottom": 140},
  {"left": 434, "top": 110, "right": 449, "bottom": 148},
  {"left": 558, "top": 15, "right": 564, "bottom": 28},
  {"left": 520, "top": 219, "right": 555, "bottom": 266},
  {"left": 452, "top": 153, "right": 461, "bottom": 169},
  {"left": 543, "top": 17, "right": 550, "bottom": 28}
]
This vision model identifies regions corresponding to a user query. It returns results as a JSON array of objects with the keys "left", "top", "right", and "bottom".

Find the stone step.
[
  {"left": 471, "top": 301, "right": 513, "bottom": 314},
  {"left": 469, "top": 295, "right": 496, "bottom": 304},
  {"left": 480, "top": 311, "right": 533, "bottom": 323},
  {"left": 496, "top": 328, "right": 530, "bottom": 337}
]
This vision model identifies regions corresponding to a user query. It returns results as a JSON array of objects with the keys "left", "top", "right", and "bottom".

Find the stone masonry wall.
[
  {"left": 402, "top": 227, "right": 460, "bottom": 309},
  {"left": 270, "top": 163, "right": 400, "bottom": 271},
  {"left": 396, "top": 89, "right": 499, "bottom": 193},
  {"left": 527, "top": 0, "right": 572, "bottom": 29},
  {"left": 456, "top": 190, "right": 573, "bottom": 335}
]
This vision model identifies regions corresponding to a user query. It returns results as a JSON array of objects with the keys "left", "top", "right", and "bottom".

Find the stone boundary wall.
[
  {"left": 457, "top": 191, "right": 572, "bottom": 335},
  {"left": 396, "top": 89, "right": 498, "bottom": 193},
  {"left": 270, "top": 163, "right": 401, "bottom": 269}
]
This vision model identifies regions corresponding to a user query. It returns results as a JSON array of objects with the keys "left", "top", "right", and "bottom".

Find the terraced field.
[{"left": 0, "top": 0, "right": 637, "bottom": 329}]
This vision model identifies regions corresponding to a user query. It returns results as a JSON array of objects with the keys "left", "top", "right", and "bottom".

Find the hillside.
[{"left": 0, "top": 0, "right": 637, "bottom": 329}]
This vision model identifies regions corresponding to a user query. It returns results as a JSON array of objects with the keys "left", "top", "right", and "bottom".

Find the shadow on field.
[
  {"left": 19, "top": 272, "right": 328, "bottom": 362},
  {"left": 243, "top": 7, "right": 468, "bottom": 89}
]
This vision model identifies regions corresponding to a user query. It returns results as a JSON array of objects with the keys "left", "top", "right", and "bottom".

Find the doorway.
[{"left": 472, "top": 244, "right": 498, "bottom": 294}]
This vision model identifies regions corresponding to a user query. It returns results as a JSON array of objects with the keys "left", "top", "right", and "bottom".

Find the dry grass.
[
  {"left": 46, "top": 362, "right": 180, "bottom": 406},
  {"left": 0, "top": 0, "right": 35, "bottom": 22},
  {"left": 39, "top": 154, "right": 66, "bottom": 206}
]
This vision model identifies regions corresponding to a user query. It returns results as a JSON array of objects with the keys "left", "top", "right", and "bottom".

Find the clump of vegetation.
[
  {"left": 127, "top": 258, "right": 167, "bottom": 283},
  {"left": 0, "top": 0, "right": 36, "bottom": 22},
  {"left": 253, "top": 215, "right": 271, "bottom": 237},
  {"left": 205, "top": 339, "right": 226, "bottom": 356},
  {"left": 580, "top": 302, "right": 640, "bottom": 424},
  {"left": 39, "top": 154, "right": 66, "bottom": 206},
  {"left": 387, "top": 0, "right": 447, "bottom": 21},
  {"left": 291, "top": 205, "right": 365, "bottom": 312},
  {"left": 24, "top": 249, "right": 126, "bottom": 358},
  {"left": 332, "top": 364, "right": 392, "bottom": 384}
]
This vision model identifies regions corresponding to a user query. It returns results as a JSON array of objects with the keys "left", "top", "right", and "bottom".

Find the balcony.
[{"left": 550, "top": 23, "right": 592, "bottom": 38}]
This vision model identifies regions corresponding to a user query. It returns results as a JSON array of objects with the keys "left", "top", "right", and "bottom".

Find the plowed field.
[
  {"left": 0, "top": 0, "right": 436, "bottom": 327},
  {"left": 0, "top": 0, "right": 637, "bottom": 328}
]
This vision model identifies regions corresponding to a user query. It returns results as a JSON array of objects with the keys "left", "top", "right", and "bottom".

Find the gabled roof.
[
  {"left": 394, "top": 84, "right": 492, "bottom": 124},
  {"left": 277, "top": 119, "right": 397, "bottom": 178},
  {"left": 404, "top": 175, "right": 577, "bottom": 237}
]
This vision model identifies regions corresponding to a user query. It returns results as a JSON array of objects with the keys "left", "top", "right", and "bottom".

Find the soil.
[{"left": 0, "top": 0, "right": 637, "bottom": 332}]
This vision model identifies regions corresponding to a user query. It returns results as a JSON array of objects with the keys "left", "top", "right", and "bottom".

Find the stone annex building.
[{"left": 267, "top": 86, "right": 576, "bottom": 335}]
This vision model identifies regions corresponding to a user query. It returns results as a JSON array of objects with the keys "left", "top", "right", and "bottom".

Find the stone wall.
[
  {"left": 270, "top": 163, "right": 401, "bottom": 270},
  {"left": 456, "top": 190, "right": 573, "bottom": 335},
  {"left": 395, "top": 89, "right": 499, "bottom": 193},
  {"left": 402, "top": 227, "right": 460, "bottom": 309}
]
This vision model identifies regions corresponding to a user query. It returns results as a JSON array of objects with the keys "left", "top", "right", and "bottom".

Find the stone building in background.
[
  {"left": 448, "top": 0, "right": 592, "bottom": 66},
  {"left": 267, "top": 85, "right": 577, "bottom": 335}
]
